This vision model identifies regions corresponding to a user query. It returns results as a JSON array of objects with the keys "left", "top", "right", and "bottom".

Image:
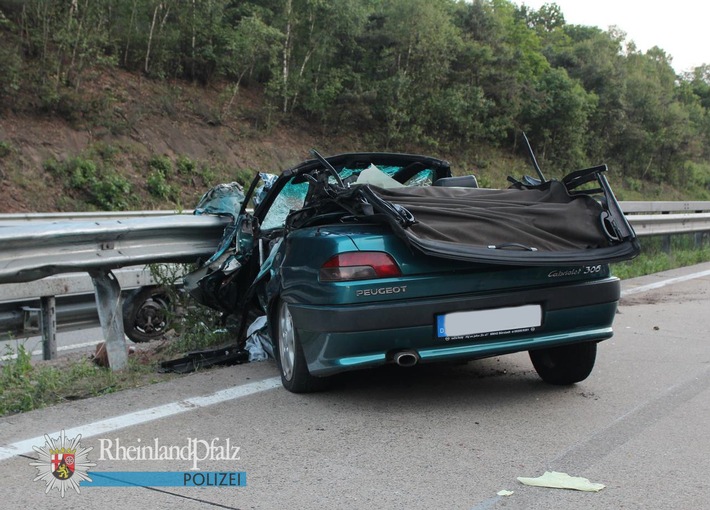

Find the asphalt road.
[{"left": 1, "top": 263, "right": 709, "bottom": 509}]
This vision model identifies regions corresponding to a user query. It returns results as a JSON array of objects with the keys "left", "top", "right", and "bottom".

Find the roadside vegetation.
[
  {"left": 0, "top": 326, "right": 231, "bottom": 417},
  {"left": 611, "top": 234, "right": 710, "bottom": 279},
  {"left": 1, "top": 0, "right": 709, "bottom": 210},
  {"left": 0, "top": 264, "right": 231, "bottom": 416},
  {"left": 0, "top": 344, "right": 164, "bottom": 415}
]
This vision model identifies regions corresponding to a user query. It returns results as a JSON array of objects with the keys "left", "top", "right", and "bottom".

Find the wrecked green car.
[{"left": 186, "top": 151, "right": 639, "bottom": 392}]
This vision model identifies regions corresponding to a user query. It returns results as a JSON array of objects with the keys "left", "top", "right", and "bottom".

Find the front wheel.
[
  {"left": 529, "top": 342, "right": 597, "bottom": 385},
  {"left": 122, "top": 286, "right": 171, "bottom": 343},
  {"left": 274, "top": 300, "right": 329, "bottom": 393}
]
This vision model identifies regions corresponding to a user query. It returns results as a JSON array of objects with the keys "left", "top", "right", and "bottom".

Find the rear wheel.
[
  {"left": 529, "top": 342, "right": 597, "bottom": 385},
  {"left": 275, "top": 300, "right": 329, "bottom": 393}
]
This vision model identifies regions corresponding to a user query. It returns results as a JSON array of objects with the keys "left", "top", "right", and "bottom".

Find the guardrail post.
[
  {"left": 39, "top": 296, "right": 57, "bottom": 360},
  {"left": 90, "top": 269, "right": 128, "bottom": 370},
  {"left": 662, "top": 235, "right": 671, "bottom": 253}
]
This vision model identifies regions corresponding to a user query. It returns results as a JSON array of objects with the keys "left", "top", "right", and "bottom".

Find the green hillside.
[{"left": 1, "top": 0, "right": 709, "bottom": 212}]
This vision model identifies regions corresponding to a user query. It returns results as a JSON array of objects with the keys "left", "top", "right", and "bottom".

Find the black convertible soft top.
[
  {"left": 356, "top": 178, "right": 639, "bottom": 266},
  {"left": 373, "top": 181, "right": 606, "bottom": 251},
  {"left": 285, "top": 165, "right": 638, "bottom": 266}
]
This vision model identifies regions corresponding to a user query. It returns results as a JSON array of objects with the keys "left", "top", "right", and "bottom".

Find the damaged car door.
[{"left": 184, "top": 171, "right": 307, "bottom": 328}]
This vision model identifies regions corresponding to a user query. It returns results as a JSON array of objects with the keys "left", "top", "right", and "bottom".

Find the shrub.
[
  {"left": 148, "top": 263, "right": 231, "bottom": 355},
  {"left": 147, "top": 170, "right": 176, "bottom": 200},
  {"left": 148, "top": 155, "right": 173, "bottom": 175},
  {"left": 92, "top": 173, "right": 132, "bottom": 210},
  {"left": 176, "top": 155, "right": 196, "bottom": 175},
  {"left": 43, "top": 154, "right": 132, "bottom": 210},
  {"left": 68, "top": 158, "right": 98, "bottom": 188}
]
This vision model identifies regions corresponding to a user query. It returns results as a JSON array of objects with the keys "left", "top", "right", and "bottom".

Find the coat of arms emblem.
[
  {"left": 30, "top": 430, "right": 95, "bottom": 497},
  {"left": 51, "top": 449, "right": 76, "bottom": 479}
]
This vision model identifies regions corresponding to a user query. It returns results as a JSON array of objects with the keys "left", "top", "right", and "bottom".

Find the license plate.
[{"left": 436, "top": 304, "right": 542, "bottom": 340}]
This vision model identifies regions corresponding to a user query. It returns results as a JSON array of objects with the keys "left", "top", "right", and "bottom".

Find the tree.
[
  {"left": 520, "top": 67, "right": 596, "bottom": 171},
  {"left": 219, "top": 15, "right": 282, "bottom": 118}
]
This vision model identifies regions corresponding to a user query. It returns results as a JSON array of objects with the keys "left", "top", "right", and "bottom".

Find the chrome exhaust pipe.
[{"left": 394, "top": 350, "right": 419, "bottom": 367}]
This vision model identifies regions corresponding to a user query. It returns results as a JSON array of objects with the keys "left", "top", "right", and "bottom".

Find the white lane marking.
[
  {"left": 0, "top": 340, "right": 103, "bottom": 361},
  {"left": 621, "top": 269, "right": 710, "bottom": 297},
  {"left": 0, "top": 377, "right": 282, "bottom": 461}
]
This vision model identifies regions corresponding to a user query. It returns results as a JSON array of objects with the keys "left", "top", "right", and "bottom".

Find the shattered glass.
[
  {"left": 261, "top": 178, "right": 309, "bottom": 230},
  {"left": 402, "top": 169, "right": 435, "bottom": 186}
]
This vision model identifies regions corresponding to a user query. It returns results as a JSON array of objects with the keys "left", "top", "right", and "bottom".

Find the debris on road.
[
  {"left": 159, "top": 344, "right": 249, "bottom": 373},
  {"left": 245, "top": 315, "right": 273, "bottom": 361},
  {"left": 517, "top": 471, "right": 605, "bottom": 492}
]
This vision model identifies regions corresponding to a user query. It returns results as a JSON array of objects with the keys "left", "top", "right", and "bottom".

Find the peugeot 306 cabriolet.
[{"left": 185, "top": 150, "right": 639, "bottom": 392}]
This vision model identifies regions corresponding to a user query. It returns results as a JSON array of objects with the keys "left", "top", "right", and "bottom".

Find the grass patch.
[
  {"left": 611, "top": 234, "right": 710, "bottom": 279},
  {"left": 0, "top": 342, "right": 171, "bottom": 416}
]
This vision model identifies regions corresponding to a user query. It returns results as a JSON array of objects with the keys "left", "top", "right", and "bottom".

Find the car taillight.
[{"left": 319, "top": 252, "right": 402, "bottom": 282}]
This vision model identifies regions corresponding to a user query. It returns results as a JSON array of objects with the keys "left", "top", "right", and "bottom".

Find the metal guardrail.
[
  {"left": 0, "top": 266, "right": 159, "bottom": 302},
  {"left": 0, "top": 202, "right": 709, "bottom": 369},
  {"left": 623, "top": 213, "right": 710, "bottom": 236},
  {"left": 0, "top": 215, "right": 228, "bottom": 284},
  {"left": 619, "top": 201, "right": 710, "bottom": 237},
  {"left": 0, "top": 266, "right": 160, "bottom": 342},
  {"left": 0, "top": 214, "right": 229, "bottom": 369},
  {"left": 618, "top": 201, "right": 710, "bottom": 213},
  {"left": 0, "top": 210, "right": 192, "bottom": 225}
]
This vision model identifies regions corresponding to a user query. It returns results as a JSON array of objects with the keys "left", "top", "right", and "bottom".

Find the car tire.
[
  {"left": 274, "top": 300, "right": 329, "bottom": 393},
  {"left": 122, "top": 286, "right": 171, "bottom": 343},
  {"left": 529, "top": 341, "right": 597, "bottom": 385}
]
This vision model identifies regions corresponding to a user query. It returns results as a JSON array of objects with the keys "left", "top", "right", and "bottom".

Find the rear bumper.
[{"left": 287, "top": 277, "right": 620, "bottom": 376}]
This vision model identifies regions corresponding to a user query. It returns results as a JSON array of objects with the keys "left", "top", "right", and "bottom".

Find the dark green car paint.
[{"left": 270, "top": 224, "right": 620, "bottom": 376}]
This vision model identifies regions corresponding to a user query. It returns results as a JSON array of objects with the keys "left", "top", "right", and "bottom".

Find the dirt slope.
[{"left": 0, "top": 70, "right": 360, "bottom": 213}]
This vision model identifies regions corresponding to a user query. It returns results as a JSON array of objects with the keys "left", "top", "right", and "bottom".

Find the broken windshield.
[
  {"left": 260, "top": 164, "right": 432, "bottom": 230},
  {"left": 261, "top": 177, "right": 309, "bottom": 230}
]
